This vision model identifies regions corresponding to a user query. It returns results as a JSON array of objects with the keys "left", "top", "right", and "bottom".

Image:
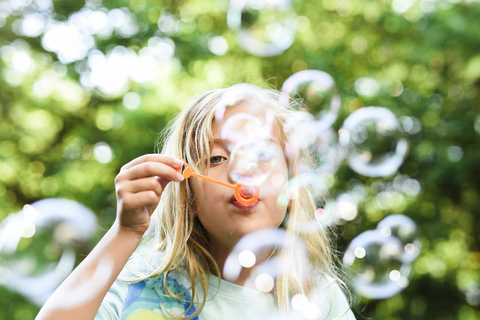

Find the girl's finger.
[
  {"left": 119, "top": 177, "right": 164, "bottom": 196},
  {"left": 120, "top": 154, "right": 184, "bottom": 171},
  {"left": 122, "top": 190, "right": 160, "bottom": 209},
  {"left": 119, "top": 161, "right": 184, "bottom": 182}
]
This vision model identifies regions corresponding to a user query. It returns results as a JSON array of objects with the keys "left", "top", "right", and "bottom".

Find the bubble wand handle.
[
  {"left": 178, "top": 158, "right": 260, "bottom": 206},
  {"left": 189, "top": 172, "right": 236, "bottom": 189}
]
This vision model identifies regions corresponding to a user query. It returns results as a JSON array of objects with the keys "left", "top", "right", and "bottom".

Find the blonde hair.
[{"left": 123, "top": 83, "right": 348, "bottom": 319}]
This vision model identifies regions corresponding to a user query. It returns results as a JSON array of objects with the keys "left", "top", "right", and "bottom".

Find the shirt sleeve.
[{"left": 94, "top": 279, "right": 130, "bottom": 320}]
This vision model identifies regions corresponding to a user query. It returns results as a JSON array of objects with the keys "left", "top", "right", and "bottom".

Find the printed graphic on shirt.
[{"left": 120, "top": 274, "right": 198, "bottom": 320}]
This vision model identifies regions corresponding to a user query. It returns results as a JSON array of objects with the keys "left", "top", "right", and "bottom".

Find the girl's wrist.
[{"left": 111, "top": 220, "right": 147, "bottom": 242}]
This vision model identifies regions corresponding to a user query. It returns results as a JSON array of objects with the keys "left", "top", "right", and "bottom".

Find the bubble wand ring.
[{"left": 178, "top": 158, "right": 260, "bottom": 206}]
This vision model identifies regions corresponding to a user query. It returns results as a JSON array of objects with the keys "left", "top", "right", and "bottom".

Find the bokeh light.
[{"left": 227, "top": 0, "right": 297, "bottom": 57}]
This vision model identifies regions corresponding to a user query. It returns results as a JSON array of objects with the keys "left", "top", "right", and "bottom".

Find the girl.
[{"left": 37, "top": 84, "right": 356, "bottom": 320}]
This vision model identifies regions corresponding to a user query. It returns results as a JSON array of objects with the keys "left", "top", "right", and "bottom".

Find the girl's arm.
[{"left": 36, "top": 154, "right": 184, "bottom": 320}]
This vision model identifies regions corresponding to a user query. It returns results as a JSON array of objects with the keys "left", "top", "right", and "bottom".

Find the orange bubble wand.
[{"left": 178, "top": 158, "right": 260, "bottom": 206}]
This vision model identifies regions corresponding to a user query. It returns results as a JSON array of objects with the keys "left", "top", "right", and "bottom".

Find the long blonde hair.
[{"left": 123, "top": 83, "right": 347, "bottom": 319}]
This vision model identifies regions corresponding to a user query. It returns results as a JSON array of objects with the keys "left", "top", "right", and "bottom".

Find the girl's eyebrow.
[
  {"left": 214, "top": 137, "right": 277, "bottom": 145},
  {"left": 211, "top": 138, "right": 228, "bottom": 151}
]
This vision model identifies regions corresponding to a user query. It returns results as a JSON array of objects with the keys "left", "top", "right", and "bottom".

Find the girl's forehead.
[
  {"left": 211, "top": 102, "right": 283, "bottom": 143},
  {"left": 224, "top": 101, "right": 268, "bottom": 117}
]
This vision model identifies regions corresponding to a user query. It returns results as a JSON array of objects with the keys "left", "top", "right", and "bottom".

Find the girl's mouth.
[{"left": 230, "top": 195, "right": 260, "bottom": 210}]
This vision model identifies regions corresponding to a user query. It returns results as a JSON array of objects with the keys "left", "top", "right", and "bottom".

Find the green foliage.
[{"left": 1, "top": 0, "right": 480, "bottom": 319}]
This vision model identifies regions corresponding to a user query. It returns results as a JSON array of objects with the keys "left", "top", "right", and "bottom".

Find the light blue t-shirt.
[{"left": 95, "top": 270, "right": 356, "bottom": 320}]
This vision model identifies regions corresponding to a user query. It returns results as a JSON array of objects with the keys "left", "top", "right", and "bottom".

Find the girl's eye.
[{"left": 210, "top": 155, "right": 226, "bottom": 165}]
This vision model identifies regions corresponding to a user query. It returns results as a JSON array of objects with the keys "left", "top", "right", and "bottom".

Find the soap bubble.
[
  {"left": 0, "top": 198, "right": 98, "bottom": 306},
  {"left": 228, "top": 138, "right": 283, "bottom": 186},
  {"left": 221, "top": 113, "right": 268, "bottom": 146},
  {"left": 285, "top": 119, "right": 344, "bottom": 175},
  {"left": 343, "top": 229, "right": 411, "bottom": 299},
  {"left": 224, "top": 228, "right": 309, "bottom": 294},
  {"left": 227, "top": 0, "right": 297, "bottom": 57},
  {"left": 339, "top": 107, "right": 409, "bottom": 177},
  {"left": 280, "top": 70, "right": 341, "bottom": 126},
  {"left": 377, "top": 215, "right": 421, "bottom": 264},
  {"left": 278, "top": 173, "right": 334, "bottom": 234}
]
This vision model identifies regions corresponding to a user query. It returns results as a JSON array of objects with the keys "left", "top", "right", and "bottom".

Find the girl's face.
[{"left": 192, "top": 102, "right": 289, "bottom": 253}]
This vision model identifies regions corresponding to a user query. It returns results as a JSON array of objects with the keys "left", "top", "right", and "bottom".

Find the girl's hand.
[{"left": 114, "top": 154, "right": 184, "bottom": 236}]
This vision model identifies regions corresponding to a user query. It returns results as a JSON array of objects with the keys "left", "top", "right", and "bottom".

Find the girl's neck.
[{"left": 210, "top": 240, "right": 255, "bottom": 287}]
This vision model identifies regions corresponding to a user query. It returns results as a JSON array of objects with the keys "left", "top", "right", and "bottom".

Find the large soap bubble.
[
  {"left": 285, "top": 117, "right": 344, "bottom": 175},
  {"left": 224, "top": 228, "right": 341, "bottom": 320},
  {"left": 228, "top": 138, "right": 283, "bottom": 186},
  {"left": 227, "top": 0, "right": 297, "bottom": 57},
  {"left": 339, "top": 106, "right": 409, "bottom": 177},
  {"left": 280, "top": 70, "right": 341, "bottom": 127},
  {"left": 224, "top": 228, "right": 309, "bottom": 294},
  {"left": 0, "top": 198, "right": 98, "bottom": 306},
  {"left": 343, "top": 229, "right": 411, "bottom": 299},
  {"left": 221, "top": 112, "right": 272, "bottom": 147},
  {"left": 343, "top": 215, "right": 421, "bottom": 299}
]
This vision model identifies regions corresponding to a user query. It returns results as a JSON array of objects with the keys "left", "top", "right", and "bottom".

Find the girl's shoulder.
[{"left": 310, "top": 273, "right": 356, "bottom": 320}]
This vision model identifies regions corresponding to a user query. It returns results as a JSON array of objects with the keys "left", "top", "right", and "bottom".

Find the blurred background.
[{"left": 0, "top": 0, "right": 480, "bottom": 319}]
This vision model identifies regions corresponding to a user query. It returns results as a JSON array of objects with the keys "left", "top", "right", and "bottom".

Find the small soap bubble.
[
  {"left": 227, "top": 0, "right": 297, "bottom": 57},
  {"left": 376, "top": 215, "right": 421, "bottom": 264},
  {"left": 343, "top": 229, "right": 411, "bottom": 299},
  {"left": 281, "top": 70, "right": 341, "bottom": 126},
  {"left": 340, "top": 107, "right": 409, "bottom": 177}
]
